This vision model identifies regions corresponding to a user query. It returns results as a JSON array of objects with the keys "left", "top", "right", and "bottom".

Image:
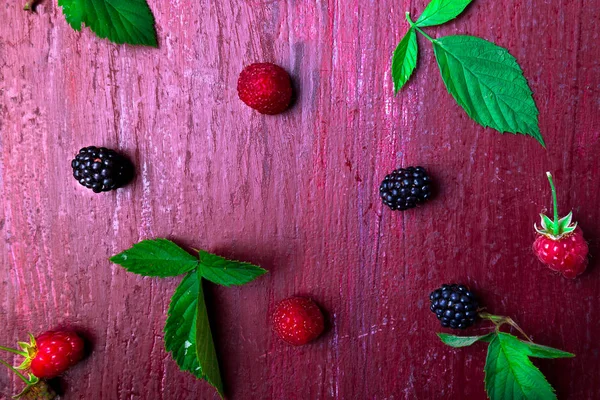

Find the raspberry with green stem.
[{"left": 532, "top": 171, "right": 588, "bottom": 278}]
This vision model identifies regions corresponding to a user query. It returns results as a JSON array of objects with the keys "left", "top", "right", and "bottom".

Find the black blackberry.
[
  {"left": 429, "top": 284, "right": 479, "bottom": 329},
  {"left": 71, "top": 146, "right": 133, "bottom": 193},
  {"left": 379, "top": 166, "right": 432, "bottom": 211}
]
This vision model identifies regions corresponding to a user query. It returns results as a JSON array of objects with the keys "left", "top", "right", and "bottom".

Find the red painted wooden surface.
[{"left": 1, "top": 0, "right": 599, "bottom": 398}]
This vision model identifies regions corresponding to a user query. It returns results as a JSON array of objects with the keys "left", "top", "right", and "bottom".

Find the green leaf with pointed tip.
[
  {"left": 416, "top": 0, "right": 474, "bottom": 27},
  {"left": 432, "top": 35, "right": 544, "bottom": 146},
  {"left": 198, "top": 251, "right": 267, "bottom": 287},
  {"left": 438, "top": 332, "right": 495, "bottom": 347},
  {"left": 58, "top": 0, "right": 157, "bottom": 46},
  {"left": 392, "top": 28, "right": 418, "bottom": 93},
  {"left": 194, "top": 268, "right": 224, "bottom": 397},
  {"left": 524, "top": 341, "right": 575, "bottom": 359},
  {"left": 110, "top": 239, "right": 199, "bottom": 277},
  {"left": 164, "top": 271, "right": 224, "bottom": 398},
  {"left": 484, "top": 332, "right": 572, "bottom": 400}
]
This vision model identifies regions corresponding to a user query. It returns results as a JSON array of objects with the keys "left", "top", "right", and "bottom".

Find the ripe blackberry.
[
  {"left": 429, "top": 284, "right": 479, "bottom": 329},
  {"left": 71, "top": 147, "right": 133, "bottom": 193},
  {"left": 379, "top": 166, "right": 432, "bottom": 211}
]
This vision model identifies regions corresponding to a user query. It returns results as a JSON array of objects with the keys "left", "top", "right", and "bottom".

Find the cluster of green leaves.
[
  {"left": 392, "top": 0, "right": 545, "bottom": 147},
  {"left": 57, "top": 0, "right": 157, "bottom": 46},
  {"left": 439, "top": 331, "right": 574, "bottom": 400},
  {"left": 110, "top": 239, "right": 267, "bottom": 398}
]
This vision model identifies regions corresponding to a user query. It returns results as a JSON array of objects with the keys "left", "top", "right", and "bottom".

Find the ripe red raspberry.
[
  {"left": 237, "top": 63, "right": 293, "bottom": 115},
  {"left": 28, "top": 331, "right": 85, "bottom": 379},
  {"left": 272, "top": 297, "right": 324, "bottom": 346},
  {"left": 533, "top": 227, "right": 588, "bottom": 278},
  {"left": 533, "top": 172, "right": 588, "bottom": 279}
]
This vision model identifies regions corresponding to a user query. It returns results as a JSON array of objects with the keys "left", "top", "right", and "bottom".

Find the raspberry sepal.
[
  {"left": 14, "top": 334, "right": 37, "bottom": 371},
  {"left": 534, "top": 172, "right": 578, "bottom": 240}
]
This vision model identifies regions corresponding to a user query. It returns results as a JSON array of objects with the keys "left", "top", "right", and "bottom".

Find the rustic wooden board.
[{"left": 1, "top": 0, "right": 599, "bottom": 398}]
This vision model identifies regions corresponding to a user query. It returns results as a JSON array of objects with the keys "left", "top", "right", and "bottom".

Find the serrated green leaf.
[
  {"left": 199, "top": 250, "right": 267, "bottom": 287},
  {"left": 438, "top": 332, "right": 495, "bottom": 347},
  {"left": 392, "top": 28, "right": 418, "bottom": 93},
  {"left": 416, "top": 0, "right": 474, "bottom": 27},
  {"left": 164, "top": 271, "right": 224, "bottom": 397},
  {"left": 524, "top": 341, "right": 575, "bottom": 360},
  {"left": 110, "top": 239, "right": 198, "bottom": 277},
  {"left": 194, "top": 268, "right": 224, "bottom": 397},
  {"left": 432, "top": 35, "right": 544, "bottom": 146},
  {"left": 484, "top": 332, "right": 570, "bottom": 400},
  {"left": 58, "top": 0, "right": 157, "bottom": 46}
]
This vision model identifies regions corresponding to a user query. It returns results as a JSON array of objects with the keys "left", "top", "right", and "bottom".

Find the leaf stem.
[
  {"left": 0, "top": 358, "right": 32, "bottom": 384},
  {"left": 546, "top": 172, "right": 559, "bottom": 236},
  {"left": 405, "top": 12, "right": 436, "bottom": 42},
  {"left": 479, "top": 312, "right": 533, "bottom": 342},
  {"left": 0, "top": 345, "right": 27, "bottom": 357}
]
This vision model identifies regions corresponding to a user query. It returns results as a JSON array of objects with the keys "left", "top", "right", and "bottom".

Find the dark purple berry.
[
  {"left": 429, "top": 284, "right": 479, "bottom": 330},
  {"left": 379, "top": 166, "right": 433, "bottom": 211},
  {"left": 71, "top": 147, "right": 133, "bottom": 193}
]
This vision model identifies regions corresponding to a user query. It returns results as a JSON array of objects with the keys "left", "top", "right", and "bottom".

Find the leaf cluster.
[
  {"left": 439, "top": 331, "right": 574, "bottom": 400},
  {"left": 392, "top": 0, "right": 544, "bottom": 146},
  {"left": 111, "top": 239, "right": 267, "bottom": 398}
]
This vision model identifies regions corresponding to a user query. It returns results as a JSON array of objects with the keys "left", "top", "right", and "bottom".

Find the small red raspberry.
[
  {"left": 272, "top": 297, "right": 325, "bottom": 346},
  {"left": 533, "top": 227, "right": 588, "bottom": 278},
  {"left": 29, "top": 331, "right": 85, "bottom": 379},
  {"left": 237, "top": 63, "right": 293, "bottom": 115}
]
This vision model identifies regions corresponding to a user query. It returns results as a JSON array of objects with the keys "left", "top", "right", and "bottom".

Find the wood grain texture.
[{"left": 1, "top": 0, "right": 599, "bottom": 398}]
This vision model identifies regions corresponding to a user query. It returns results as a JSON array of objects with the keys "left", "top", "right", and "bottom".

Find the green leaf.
[
  {"left": 485, "top": 332, "right": 571, "bottom": 400},
  {"left": 58, "top": 0, "right": 157, "bottom": 46},
  {"left": 416, "top": 0, "right": 474, "bottom": 27},
  {"left": 432, "top": 35, "right": 544, "bottom": 147},
  {"left": 199, "top": 250, "right": 267, "bottom": 287},
  {"left": 523, "top": 341, "right": 575, "bottom": 359},
  {"left": 110, "top": 239, "right": 198, "bottom": 277},
  {"left": 194, "top": 268, "right": 224, "bottom": 397},
  {"left": 392, "top": 28, "right": 418, "bottom": 93},
  {"left": 164, "top": 271, "right": 224, "bottom": 397},
  {"left": 438, "top": 332, "right": 494, "bottom": 347}
]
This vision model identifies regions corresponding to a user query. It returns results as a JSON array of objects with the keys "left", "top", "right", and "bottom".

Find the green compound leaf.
[
  {"left": 432, "top": 35, "right": 544, "bottom": 147},
  {"left": 199, "top": 250, "right": 267, "bottom": 287},
  {"left": 58, "top": 0, "right": 157, "bottom": 46},
  {"left": 392, "top": 27, "right": 418, "bottom": 93},
  {"left": 165, "top": 270, "right": 224, "bottom": 398},
  {"left": 484, "top": 332, "right": 573, "bottom": 400},
  {"left": 438, "top": 332, "right": 495, "bottom": 347},
  {"left": 416, "top": 0, "right": 474, "bottom": 27},
  {"left": 110, "top": 239, "right": 198, "bottom": 277}
]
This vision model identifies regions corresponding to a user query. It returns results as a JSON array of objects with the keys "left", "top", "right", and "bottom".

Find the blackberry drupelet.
[
  {"left": 429, "top": 284, "right": 479, "bottom": 329},
  {"left": 379, "top": 166, "right": 432, "bottom": 211},
  {"left": 71, "top": 146, "right": 133, "bottom": 193}
]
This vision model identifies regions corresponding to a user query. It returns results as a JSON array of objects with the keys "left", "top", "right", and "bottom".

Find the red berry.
[
  {"left": 237, "top": 63, "right": 292, "bottom": 115},
  {"left": 272, "top": 297, "right": 324, "bottom": 346},
  {"left": 29, "top": 331, "right": 85, "bottom": 379},
  {"left": 533, "top": 227, "right": 588, "bottom": 279},
  {"left": 533, "top": 172, "right": 588, "bottom": 279}
]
